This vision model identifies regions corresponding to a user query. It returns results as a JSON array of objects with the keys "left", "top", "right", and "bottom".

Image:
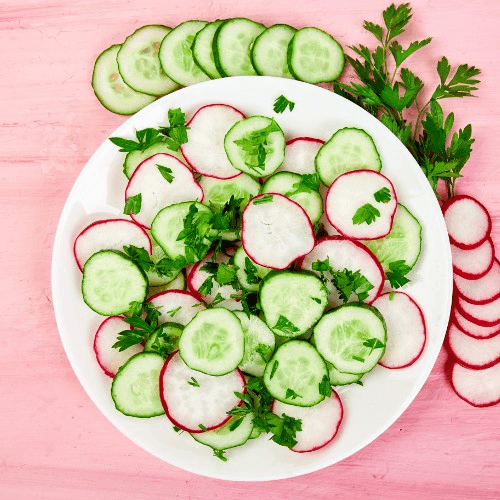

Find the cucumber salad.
[{"left": 75, "top": 100, "right": 425, "bottom": 461}]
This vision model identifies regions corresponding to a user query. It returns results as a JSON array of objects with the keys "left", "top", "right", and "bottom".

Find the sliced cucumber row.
[{"left": 93, "top": 21, "right": 344, "bottom": 115}]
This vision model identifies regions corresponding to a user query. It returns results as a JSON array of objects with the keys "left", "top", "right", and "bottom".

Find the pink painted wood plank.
[{"left": 1, "top": 0, "right": 499, "bottom": 498}]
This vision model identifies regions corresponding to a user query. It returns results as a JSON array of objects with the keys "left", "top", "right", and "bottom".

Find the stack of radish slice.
[{"left": 443, "top": 195, "right": 500, "bottom": 407}]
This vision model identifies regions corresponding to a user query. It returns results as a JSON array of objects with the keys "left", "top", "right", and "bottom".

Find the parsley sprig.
[
  {"left": 273, "top": 95, "right": 295, "bottom": 113},
  {"left": 335, "top": 3, "right": 481, "bottom": 199}
]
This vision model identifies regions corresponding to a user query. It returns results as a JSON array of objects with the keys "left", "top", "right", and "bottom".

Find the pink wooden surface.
[{"left": 2, "top": 0, "right": 500, "bottom": 497}]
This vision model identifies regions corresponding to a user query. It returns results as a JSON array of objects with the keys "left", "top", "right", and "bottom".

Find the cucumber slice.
[
  {"left": 263, "top": 340, "right": 328, "bottom": 407},
  {"left": 123, "top": 142, "right": 186, "bottom": 179},
  {"left": 261, "top": 171, "right": 323, "bottom": 225},
  {"left": 327, "top": 363, "right": 362, "bottom": 386},
  {"left": 151, "top": 202, "right": 212, "bottom": 260},
  {"left": 316, "top": 128, "right": 382, "bottom": 186},
  {"left": 224, "top": 116, "right": 286, "bottom": 177},
  {"left": 213, "top": 18, "right": 265, "bottom": 77},
  {"left": 199, "top": 173, "right": 260, "bottom": 211},
  {"left": 251, "top": 24, "right": 296, "bottom": 78},
  {"left": 117, "top": 25, "right": 179, "bottom": 96},
  {"left": 363, "top": 204, "right": 422, "bottom": 272},
  {"left": 313, "top": 303, "right": 387, "bottom": 375},
  {"left": 144, "top": 323, "right": 183, "bottom": 353},
  {"left": 234, "top": 311, "right": 275, "bottom": 377},
  {"left": 145, "top": 237, "right": 181, "bottom": 286},
  {"left": 287, "top": 27, "right": 344, "bottom": 84},
  {"left": 82, "top": 250, "right": 147, "bottom": 315},
  {"left": 147, "top": 272, "right": 186, "bottom": 297},
  {"left": 179, "top": 308, "right": 245, "bottom": 375},
  {"left": 191, "top": 413, "right": 254, "bottom": 450},
  {"left": 260, "top": 272, "right": 328, "bottom": 338},
  {"left": 234, "top": 246, "right": 272, "bottom": 292},
  {"left": 92, "top": 45, "right": 155, "bottom": 115},
  {"left": 192, "top": 20, "right": 224, "bottom": 79},
  {"left": 111, "top": 352, "right": 165, "bottom": 417},
  {"left": 159, "top": 21, "right": 211, "bottom": 86},
  {"left": 249, "top": 425, "right": 263, "bottom": 439}
]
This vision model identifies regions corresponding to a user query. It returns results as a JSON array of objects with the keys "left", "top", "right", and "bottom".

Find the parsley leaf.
[
  {"left": 109, "top": 128, "right": 163, "bottom": 153},
  {"left": 255, "top": 343, "right": 274, "bottom": 362},
  {"left": 253, "top": 194, "right": 273, "bottom": 205},
  {"left": 124, "top": 193, "right": 142, "bottom": 215},
  {"left": 285, "top": 173, "right": 319, "bottom": 196},
  {"left": 331, "top": 268, "right": 374, "bottom": 303},
  {"left": 167, "top": 306, "right": 181, "bottom": 317},
  {"left": 157, "top": 164, "right": 174, "bottom": 183},
  {"left": 363, "top": 337, "right": 385, "bottom": 356},
  {"left": 385, "top": 260, "right": 411, "bottom": 288},
  {"left": 187, "top": 377, "right": 200, "bottom": 387},
  {"left": 243, "top": 257, "right": 260, "bottom": 285},
  {"left": 198, "top": 424, "right": 208, "bottom": 432},
  {"left": 352, "top": 203, "right": 380, "bottom": 225},
  {"left": 157, "top": 108, "right": 189, "bottom": 151},
  {"left": 273, "top": 95, "right": 295, "bottom": 113},
  {"left": 149, "top": 323, "right": 181, "bottom": 358},
  {"left": 374, "top": 187, "right": 392, "bottom": 203},
  {"left": 273, "top": 315, "right": 299, "bottom": 336},
  {"left": 269, "top": 360, "right": 279, "bottom": 379},
  {"left": 213, "top": 449, "right": 227, "bottom": 462},
  {"left": 318, "top": 375, "right": 332, "bottom": 397},
  {"left": 352, "top": 355, "right": 365, "bottom": 363},
  {"left": 285, "top": 388, "right": 302, "bottom": 400}
]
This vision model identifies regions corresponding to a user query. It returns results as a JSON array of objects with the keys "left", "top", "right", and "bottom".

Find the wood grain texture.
[{"left": 1, "top": 0, "right": 499, "bottom": 497}]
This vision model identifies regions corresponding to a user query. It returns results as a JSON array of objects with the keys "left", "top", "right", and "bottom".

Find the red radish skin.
[
  {"left": 147, "top": 290, "right": 206, "bottom": 325},
  {"left": 449, "top": 360, "right": 500, "bottom": 407},
  {"left": 453, "top": 258, "right": 500, "bottom": 305},
  {"left": 126, "top": 153, "right": 204, "bottom": 229},
  {"left": 451, "top": 237, "right": 494, "bottom": 280},
  {"left": 455, "top": 295, "right": 500, "bottom": 327},
  {"left": 442, "top": 195, "right": 492, "bottom": 250},
  {"left": 159, "top": 351, "right": 246, "bottom": 433},
  {"left": 372, "top": 292, "right": 426, "bottom": 369},
  {"left": 276, "top": 137, "right": 325, "bottom": 175},
  {"left": 447, "top": 322, "right": 500, "bottom": 370},
  {"left": 272, "top": 390, "right": 343, "bottom": 453},
  {"left": 242, "top": 193, "right": 315, "bottom": 270},
  {"left": 93, "top": 316, "right": 143, "bottom": 378},
  {"left": 325, "top": 170, "right": 398, "bottom": 240},
  {"left": 299, "top": 236, "right": 384, "bottom": 307},
  {"left": 452, "top": 307, "right": 500, "bottom": 339},
  {"left": 73, "top": 219, "right": 152, "bottom": 271},
  {"left": 180, "top": 104, "right": 245, "bottom": 179}
]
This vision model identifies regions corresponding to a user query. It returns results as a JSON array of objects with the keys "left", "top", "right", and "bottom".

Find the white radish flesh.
[
  {"left": 372, "top": 292, "right": 426, "bottom": 369},
  {"left": 300, "top": 236, "right": 384, "bottom": 307},
  {"left": 180, "top": 104, "right": 245, "bottom": 179},
  {"left": 443, "top": 195, "right": 491, "bottom": 249},
  {"left": 450, "top": 361, "right": 500, "bottom": 407},
  {"left": 456, "top": 295, "right": 500, "bottom": 327},
  {"left": 272, "top": 391, "right": 343, "bottom": 452},
  {"left": 93, "top": 316, "right": 143, "bottom": 377},
  {"left": 74, "top": 219, "right": 151, "bottom": 271},
  {"left": 452, "top": 307, "right": 500, "bottom": 339},
  {"left": 325, "top": 170, "right": 397, "bottom": 240},
  {"left": 147, "top": 290, "right": 206, "bottom": 325},
  {"left": 276, "top": 137, "right": 324, "bottom": 175},
  {"left": 451, "top": 237, "right": 494, "bottom": 280},
  {"left": 447, "top": 322, "right": 500, "bottom": 369},
  {"left": 242, "top": 194, "right": 315, "bottom": 270},
  {"left": 454, "top": 258, "right": 500, "bottom": 305},
  {"left": 160, "top": 351, "right": 245, "bottom": 432},
  {"left": 126, "top": 153, "right": 203, "bottom": 229}
]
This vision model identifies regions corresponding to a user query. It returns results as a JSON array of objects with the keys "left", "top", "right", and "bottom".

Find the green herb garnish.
[
  {"left": 273, "top": 95, "right": 295, "bottom": 113},
  {"left": 386, "top": 259, "right": 411, "bottom": 288},
  {"left": 157, "top": 164, "right": 174, "bottom": 183},
  {"left": 123, "top": 193, "right": 142, "bottom": 215},
  {"left": 374, "top": 187, "right": 392, "bottom": 203},
  {"left": 352, "top": 203, "right": 381, "bottom": 225}
]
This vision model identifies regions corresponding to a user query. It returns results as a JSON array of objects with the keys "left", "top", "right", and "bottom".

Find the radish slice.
[
  {"left": 447, "top": 322, "right": 500, "bottom": 369},
  {"left": 451, "top": 237, "right": 494, "bottom": 280},
  {"left": 454, "top": 258, "right": 500, "bottom": 305},
  {"left": 452, "top": 307, "right": 500, "bottom": 339},
  {"left": 180, "top": 104, "right": 245, "bottom": 179},
  {"left": 276, "top": 137, "right": 324, "bottom": 175},
  {"left": 126, "top": 153, "right": 203, "bottom": 229},
  {"left": 325, "top": 170, "right": 397, "bottom": 240},
  {"left": 443, "top": 195, "right": 491, "bottom": 250},
  {"left": 450, "top": 361, "right": 500, "bottom": 407},
  {"left": 159, "top": 351, "right": 245, "bottom": 432},
  {"left": 242, "top": 194, "right": 315, "bottom": 270},
  {"left": 300, "top": 236, "right": 384, "bottom": 307},
  {"left": 456, "top": 295, "right": 500, "bottom": 327},
  {"left": 74, "top": 219, "right": 152, "bottom": 271},
  {"left": 272, "top": 391, "right": 343, "bottom": 453},
  {"left": 147, "top": 290, "right": 206, "bottom": 325},
  {"left": 372, "top": 292, "right": 426, "bottom": 369},
  {"left": 93, "top": 316, "right": 143, "bottom": 377},
  {"left": 187, "top": 250, "right": 242, "bottom": 310}
]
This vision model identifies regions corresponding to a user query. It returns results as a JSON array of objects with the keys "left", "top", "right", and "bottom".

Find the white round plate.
[{"left": 52, "top": 76, "right": 452, "bottom": 481}]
